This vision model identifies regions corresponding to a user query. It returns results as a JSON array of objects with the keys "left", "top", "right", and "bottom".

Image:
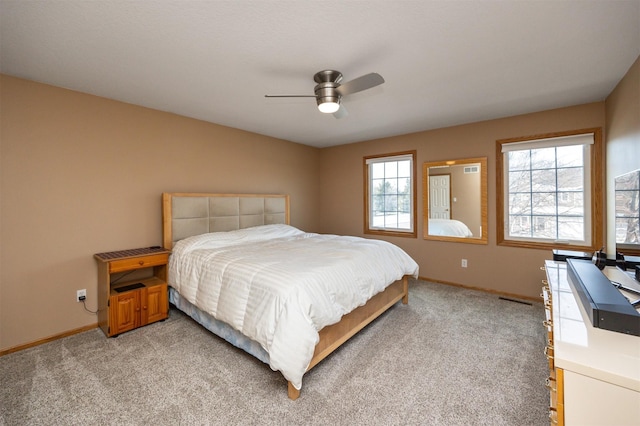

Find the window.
[
  {"left": 496, "top": 128, "right": 603, "bottom": 251},
  {"left": 364, "top": 151, "right": 417, "bottom": 237},
  {"left": 615, "top": 169, "right": 640, "bottom": 254}
]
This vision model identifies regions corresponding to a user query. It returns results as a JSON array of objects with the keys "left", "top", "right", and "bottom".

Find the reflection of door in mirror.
[
  {"left": 422, "top": 157, "right": 488, "bottom": 244},
  {"left": 429, "top": 175, "right": 450, "bottom": 219}
]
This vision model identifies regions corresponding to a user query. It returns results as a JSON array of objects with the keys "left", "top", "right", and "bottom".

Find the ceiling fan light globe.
[{"left": 318, "top": 101, "right": 340, "bottom": 114}]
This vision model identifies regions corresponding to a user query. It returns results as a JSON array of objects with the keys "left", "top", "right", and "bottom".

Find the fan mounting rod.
[{"left": 313, "top": 70, "right": 343, "bottom": 84}]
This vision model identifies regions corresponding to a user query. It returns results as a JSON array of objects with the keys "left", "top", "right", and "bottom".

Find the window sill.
[
  {"left": 365, "top": 229, "right": 417, "bottom": 238},
  {"left": 498, "top": 239, "right": 596, "bottom": 252}
]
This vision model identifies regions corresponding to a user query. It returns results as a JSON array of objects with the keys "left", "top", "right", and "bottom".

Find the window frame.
[
  {"left": 363, "top": 150, "right": 417, "bottom": 238},
  {"left": 496, "top": 128, "right": 603, "bottom": 251}
]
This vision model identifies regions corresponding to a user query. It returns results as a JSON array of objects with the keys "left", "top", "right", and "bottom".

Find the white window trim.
[{"left": 501, "top": 133, "right": 593, "bottom": 152}]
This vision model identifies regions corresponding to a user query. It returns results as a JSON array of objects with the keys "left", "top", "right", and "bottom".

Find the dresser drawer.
[{"left": 109, "top": 253, "right": 169, "bottom": 273}]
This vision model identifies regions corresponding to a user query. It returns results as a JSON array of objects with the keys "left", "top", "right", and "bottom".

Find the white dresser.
[{"left": 543, "top": 260, "right": 640, "bottom": 425}]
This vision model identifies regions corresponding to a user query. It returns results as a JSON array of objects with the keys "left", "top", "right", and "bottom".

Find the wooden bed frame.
[{"left": 162, "top": 192, "right": 409, "bottom": 400}]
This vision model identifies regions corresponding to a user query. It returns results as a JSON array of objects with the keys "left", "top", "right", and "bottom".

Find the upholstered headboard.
[{"left": 162, "top": 193, "right": 290, "bottom": 249}]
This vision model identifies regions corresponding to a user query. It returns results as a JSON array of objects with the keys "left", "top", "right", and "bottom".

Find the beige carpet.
[{"left": 1, "top": 280, "right": 548, "bottom": 425}]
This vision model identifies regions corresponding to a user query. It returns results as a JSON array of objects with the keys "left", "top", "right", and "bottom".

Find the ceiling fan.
[{"left": 265, "top": 70, "right": 385, "bottom": 118}]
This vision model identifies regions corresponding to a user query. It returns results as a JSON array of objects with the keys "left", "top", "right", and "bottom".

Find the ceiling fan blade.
[
  {"left": 333, "top": 104, "right": 348, "bottom": 119},
  {"left": 264, "top": 95, "right": 316, "bottom": 98},
  {"left": 335, "top": 73, "right": 384, "bottom": 96}
]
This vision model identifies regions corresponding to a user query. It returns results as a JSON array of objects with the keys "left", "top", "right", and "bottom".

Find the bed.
[{"left": 162, "top": 192, "right": 419, "bottom": 399}]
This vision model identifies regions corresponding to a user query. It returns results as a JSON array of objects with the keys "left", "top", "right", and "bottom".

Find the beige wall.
[
  {"left": 451, "top": 166, "right": 481, "bottom": 236},
  {"left": 0, "top": 75, "right": 320, "bottom": 351},
  {"left": 605, "top": 56, "right": 640, "bottom": 255},
  {"left": 318, "top": 103, "right": 606, "bottom": 299}
]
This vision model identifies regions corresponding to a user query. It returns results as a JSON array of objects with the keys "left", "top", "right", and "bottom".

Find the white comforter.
[
  {"left": 428, "top": 218, "right": 474, "bottom": 237},
  {"left": 168, "top": 224, "right": 419, "bottom": 390}
]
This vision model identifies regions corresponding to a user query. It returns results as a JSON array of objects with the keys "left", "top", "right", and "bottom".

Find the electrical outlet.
[
  {"left": 76, "top": 289, "right": 86, "bottom": 302},
  {"left": 461, "top": 259, "right": 468, "bottom": 268}
]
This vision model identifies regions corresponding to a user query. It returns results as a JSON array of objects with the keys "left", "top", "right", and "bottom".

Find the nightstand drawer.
[{"left": 109, "top": 253, "right": 169, "bottom": 273}]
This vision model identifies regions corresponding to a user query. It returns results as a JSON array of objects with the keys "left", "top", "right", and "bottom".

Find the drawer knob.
[
  {"left": 545, "top": 377, "right": 557, "bottom": 392},
  {"left": 138, "top": 260, "right": 145, "bottom": 266}
]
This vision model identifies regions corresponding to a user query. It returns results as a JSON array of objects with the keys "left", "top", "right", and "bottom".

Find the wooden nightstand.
[{"left": 94, "top": 247, "right": 170, "bottom": 337}]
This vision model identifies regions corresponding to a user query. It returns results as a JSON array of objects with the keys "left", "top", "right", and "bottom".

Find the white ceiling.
[{"left": 1, "top": 1, "right": 639, "bottom": 148}]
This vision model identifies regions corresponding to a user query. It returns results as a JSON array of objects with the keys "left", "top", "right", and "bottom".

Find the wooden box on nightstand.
[{"left": 94, "top": 247, "right": 170, "bottom": 337}]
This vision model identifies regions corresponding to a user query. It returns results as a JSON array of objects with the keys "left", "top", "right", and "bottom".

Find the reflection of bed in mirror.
[
  {"left": 422, "top": 157, "right": 488, "bottom": 244},
  {"left": 428, "top": 218, "right": 473, "bottom": 237}
]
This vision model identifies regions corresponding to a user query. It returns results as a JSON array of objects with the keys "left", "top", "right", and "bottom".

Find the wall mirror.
[
  {"left": 423, "top": 157, "right": 488, "bottom": 244},
  {"left": 615, "top": 169, "right": 640, "bottom": 257}
]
